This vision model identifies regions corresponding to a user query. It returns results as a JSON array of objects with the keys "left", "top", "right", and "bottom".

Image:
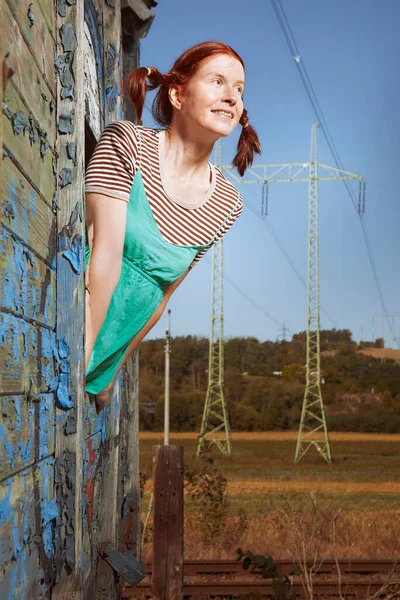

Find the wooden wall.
[
  {"left": 1, "top": 0, "right": 152, "bottom": 597},
  {"left": 1, "top": 1, "right": 59, "bottom": 597}
]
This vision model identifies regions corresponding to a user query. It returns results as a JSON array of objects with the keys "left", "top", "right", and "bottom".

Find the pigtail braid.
[
  {"left": 127, "top": 66, "right": 164, "bottom": 123},
  {"left": 232, "top": 109, "right": 261, "bottom": 176}
]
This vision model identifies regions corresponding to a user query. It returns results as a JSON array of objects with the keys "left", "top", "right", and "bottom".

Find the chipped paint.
[
  {"left": 54, "top": 450, "right": 76, "bottom": 572},
  {"left": 59, "top": 24, "right": 77, "bottom": 52},
  {"left": 0, "top": 228, "right": 55, "bottom": 327},
  {"left": 27, "top": 4, "right": 36, "bottom": 27},
  {"left": 58, "top": 111, "right": 74, "bottom": 134},
  {"left": 67, "top": 141, "right": 77, "bottom": 164},
  {"left": 59, "top": 167, "right": 72, "bottom": 187},
  {"left": 105, "top": 86, "right": 117, "bottom": 112}
]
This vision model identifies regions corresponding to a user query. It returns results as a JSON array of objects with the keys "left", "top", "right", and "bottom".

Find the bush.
[{"left": 327, "top": 412, "right": 400, "bottom": 433}]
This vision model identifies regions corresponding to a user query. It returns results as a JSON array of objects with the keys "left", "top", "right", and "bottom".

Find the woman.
[{"left": 84, "top": 41, "right": 261, "bottom": 409}]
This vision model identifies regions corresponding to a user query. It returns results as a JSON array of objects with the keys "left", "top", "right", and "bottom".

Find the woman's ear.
[{"left": 168, "top": 85, "right": 183, "bottom": 110}]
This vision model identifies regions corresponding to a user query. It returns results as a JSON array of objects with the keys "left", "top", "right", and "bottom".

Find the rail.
[{"left": 122, "top": 558, "right": 400, "bottom": 599}]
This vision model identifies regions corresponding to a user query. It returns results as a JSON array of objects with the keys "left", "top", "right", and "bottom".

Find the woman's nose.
[{"left": 222, "top": 89, "right": 237, "bottom": 105}]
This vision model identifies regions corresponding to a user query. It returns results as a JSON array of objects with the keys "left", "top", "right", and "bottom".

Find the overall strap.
[{"left": 207, "top": 190, "right": 242, "bottom": 246}]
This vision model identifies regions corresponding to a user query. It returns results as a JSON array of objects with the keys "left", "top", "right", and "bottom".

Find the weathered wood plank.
[
  {"left": 81, "top": 429, "right": 102, "bottom": 595},
  {"left": 83, "top": 393, "right": 105, "bottom": 439},
  {"left": 84, "top": 20, "right": 103, "bottom": 141},
  {"left": 152, "top": 445, "right": 184, "bottom": 600},
  {"left": 3, "top": 3, "right": 55, "bottom": 128},
  {"left": 5, "top": 0, "right": 56, "bottom": 95},
  {"left": 103, "top": 0, "right": 123, "bottom": 125},
  {"left": 1, "top": 159, "right": 56, "bottom": 266},
  {"left": 0, "top": 393, "right": 55, "bottom": 482},
  {"left": 0, "top": 227, "right": 56, "bottom": 328},
  {"left": 0, "top": 313, "right": 57, "bottom": 394},
  {"left": 1, "top": 0, "right": 3, "bottom": 207},
  {"left": 92, "top": 4, "right": 125, "bottom": 595},
  {"left": 94, "top": 380, "right": 121, "bottom": 600},
  {"left": 3, "top": 74, "right": 56, "bottom": 151},
  {"left": 2, "top": 87, "right": 55, "bottom": 206},
  {"left": 119, "top": 351, "right": 141, "bottom": 557},
  {"left": 52, "top": 0, "right": 86, "bottom": 596},
  {"left": 36, "top": 0, "right": 56, "bottom": 44},
  {"left": 1, "top": 540, "right": 51, "bottom": 600},
  {"left": 0, "top": 457, "right": 57, "bottom": 594}
]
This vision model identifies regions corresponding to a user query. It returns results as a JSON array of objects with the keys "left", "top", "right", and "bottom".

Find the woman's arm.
[
  {"left": 85, "top": 187, "right": 190, "bottom": 376},
  {"left": 85, "top": 192, "right": 127, "bottom": 370}
]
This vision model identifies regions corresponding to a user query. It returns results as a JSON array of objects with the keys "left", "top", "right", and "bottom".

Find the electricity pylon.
[
  {"left": 372, "top": 313, "right": 400, "bottom": 347},
  {"left": 197, "top": 139, "right": 232, "bottom": 458},
  {"left": 221, "top": 123, "right": 365, "bottom": 463}
]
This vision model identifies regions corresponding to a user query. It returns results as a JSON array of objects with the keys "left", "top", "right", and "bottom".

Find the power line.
[
  {"left": 270, "top": 0, "right": 396, "bottom": 344},
  {"left": 242, "top": 197, "right": 336, "bottom": 328},
  {"left": 203, "top": 255, "right": 284, "bottom": 328}
]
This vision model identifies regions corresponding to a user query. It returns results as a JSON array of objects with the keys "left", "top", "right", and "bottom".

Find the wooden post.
[
  {"left": 152, "top": 445, "right": 184, "bottom": 600},
  {"left": 53, "top": 0, "right": 86, "bottom": 597}
]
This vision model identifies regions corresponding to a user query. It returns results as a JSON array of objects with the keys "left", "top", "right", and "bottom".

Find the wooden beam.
[
  {"left": 1, "top": 0, "right": 3, "bottom": 205},
  {"left": 52, "top": 0, "right": 85, "bottom": 596},
  {"left": 152, "top": 445, "right": 184, "bottom": 600},
  {"left": 119, "top": 352, "right": 141, "bottom": 558}
]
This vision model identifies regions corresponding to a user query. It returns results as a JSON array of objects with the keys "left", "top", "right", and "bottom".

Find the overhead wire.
[
  {"left": 270, "top": 0, "right": 397, "bottom": 345},
  {"left": 203, "top": 254, "right": 285, "bottom": 328},
  {"left": 242, "top": 196, "right": 336, "bottom": 328}
]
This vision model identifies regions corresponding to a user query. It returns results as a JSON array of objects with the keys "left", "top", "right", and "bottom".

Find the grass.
[{"left": 139, "top": 432, "right": 400, "bottom": 560}]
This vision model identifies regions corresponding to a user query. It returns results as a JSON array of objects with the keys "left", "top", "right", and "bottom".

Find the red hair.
[{"left": 127, "top": 41, "right": 261, "bottom": 176}]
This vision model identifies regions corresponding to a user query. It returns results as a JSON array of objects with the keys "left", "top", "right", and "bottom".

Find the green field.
[{"left": 139, "top": 433, "right": 400, "bottom": 559}]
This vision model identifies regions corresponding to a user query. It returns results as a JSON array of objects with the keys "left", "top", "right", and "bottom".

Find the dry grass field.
[
  {"left": 139, "top": 432, "right": 400, "bottom": 561},
  {"left": 357, "top": 347, "right": 400, "bottom": 363}
]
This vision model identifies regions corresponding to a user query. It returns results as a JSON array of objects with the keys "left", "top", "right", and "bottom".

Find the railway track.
[{"left": 122, "top": 558, "right": 400, "bottom": 599}]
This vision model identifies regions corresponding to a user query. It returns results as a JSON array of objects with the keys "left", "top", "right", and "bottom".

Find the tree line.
[{"left": 138, "top": 329, "right": 400, "bottom": 433}]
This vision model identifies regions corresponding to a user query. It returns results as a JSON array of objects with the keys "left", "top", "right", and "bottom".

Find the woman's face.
[{"left": 171, "top": 54, "right": 245, "bottom": 140}]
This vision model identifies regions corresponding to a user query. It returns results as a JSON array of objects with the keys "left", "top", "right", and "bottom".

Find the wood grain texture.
[
  {"left": 92, "top": 6, "right": 124, "bottom": 597},
  {"left": 0, "top": 393, "right": 55, "bottom": 481},
  {"left": 119, "top": 351, "right": 142, "bottom": 558},
  {"left": 0, "top": 312, "right": 57, "bottom": 394},
  {"left": 35, "top": 0, "right": 56, "bottom": 44},
  {"left": 0, "top": 227, "right": 56, "bottom": 327},
  {"left": 1, "top": 0, "right": 3, "bottom": 206},
  {"left": 52, "top": 0, "right": 86, "bottom": 596},
  {"left": 5, "top": 0, "right": 56, "bottom": 95},
  {"left": 0, "top": 457, "right": 57, "bottom": 599},
  {"left": 1, "top": 159, "right": 56, "bottom": 265},
  {"left": 2, "top": 84, "right": 55, "bottom": 205},
  {"left": 152, "top": 445, "right": 184, "bottom": 600},
  {"left": 3, "top": 2, "right": 55, "bottom": 125}
]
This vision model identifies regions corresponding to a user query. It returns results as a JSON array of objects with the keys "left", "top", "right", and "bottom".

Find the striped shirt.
[{"left": 85, "top": 121, "right": 243, "bottom": 266}]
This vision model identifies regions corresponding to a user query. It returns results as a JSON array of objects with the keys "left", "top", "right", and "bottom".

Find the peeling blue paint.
[
  {"left": 9, "top": 180, "right": 19, "bottom": 234},
  {"left": 29, "top": 190, "right": 37, "bottom": 218},
  {"left": 0, "top": 482, "right": 20, "bottom": 556},
  {"left": 58, "top": 338, "right": 69, "bottom": 359},
  {"left": 12, "top": 237, "right": 28, "bottom": 318},
  {"left": 57, "top": 373, "right": 73, "bottom": 409},
  {"left": 21, "top": 192, "right": 29, "bottom": 242},
  {"left": 0, "top": 417, "right": 17, "bottom": 473},
  {"left": 62, "top": 234, "right": 82, "bottom": 274}
]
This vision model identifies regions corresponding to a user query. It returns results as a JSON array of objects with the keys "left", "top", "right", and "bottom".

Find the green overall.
[{"left": 85, "top": 130, "right": 240, "bottom": 395}]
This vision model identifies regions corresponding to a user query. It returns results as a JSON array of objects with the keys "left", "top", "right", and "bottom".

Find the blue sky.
[{"left": 140, "top": 0, "right": 400, "bottom": 347}]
